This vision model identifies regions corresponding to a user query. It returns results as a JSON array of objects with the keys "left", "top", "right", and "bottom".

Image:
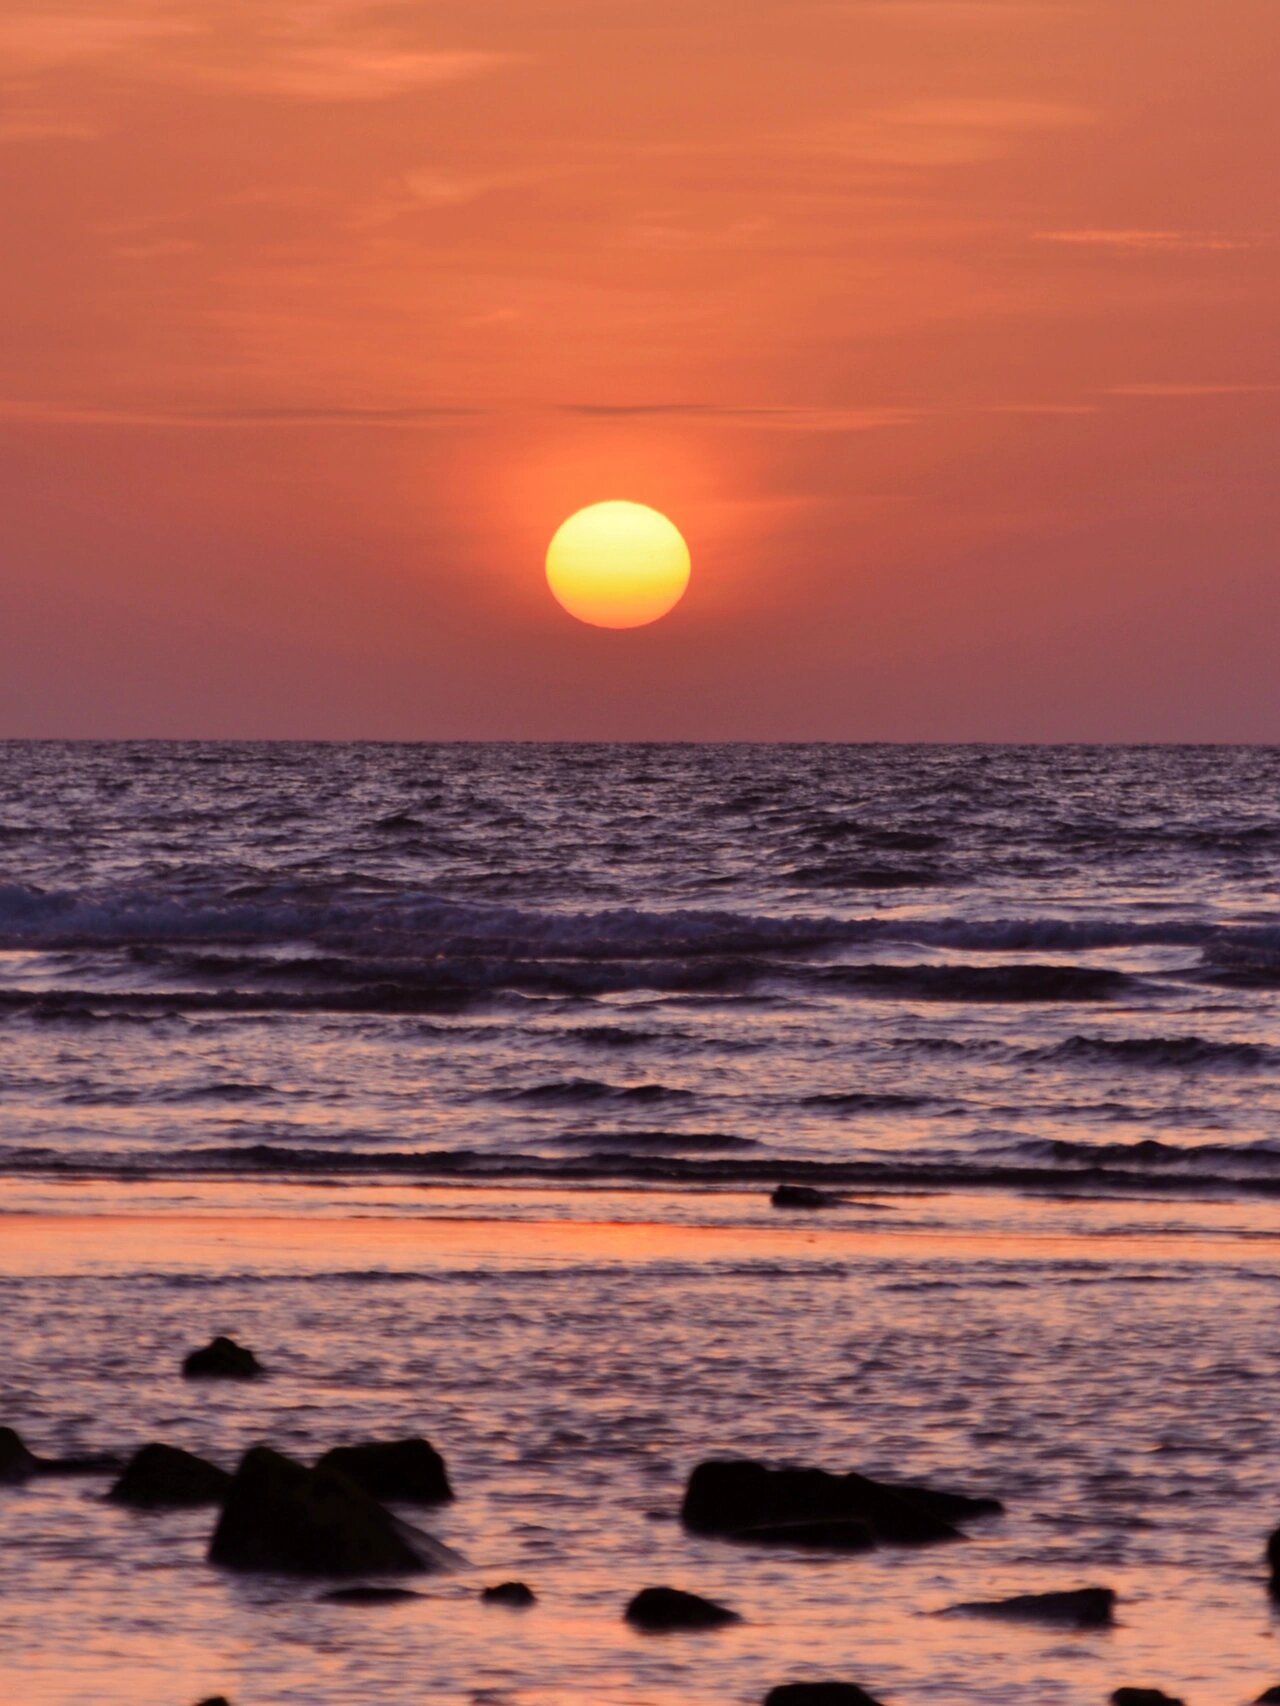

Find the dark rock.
[
  {"left": 108, "top": 1443, "right": 231, "bottom": 1509},
  {"left": 681, "top": 1458, "right": 1001, "bottom": 1547},
  {"left": 1111, "top": 1693, "right": 1185, "bottom": 1706},
  {"left": 208, "top": 1446, "right": 426, "bottom": 1575},
  {"left": 33, "top": 1452, "right": 124, "bottom": 1477},
  {"left": 320, "top": 1585, "right": 422, "bottom": 1604},
  {"left": 771, "top": 1185, "right": 842, "bottom": 1210},
  {"left": 194, "top": 1699, "right": 232, "bottom": 1705},
  {"left": 183, "top": 1336, "right": 262, "bottom": 1379},
  {"left": 741, "top": 1518, "right": 875, "bottom": 1552},
  {"left": 482, "top": 1580, "right": 537, "bottom": 1606},
  {"left": 1256, "top": 1690, "right": 1280, "bottom": 1704},
  {"left": 315, "top": 1438, "right": 452, "bottom": 1505},
  {"left": 625, "top": 1585, "right": 741, "bottom": 1630},
  {"left": 0, "top": 1427, "right": 39, "bottom": 1484},
  {"left": 765, "top": 1686, "right": 885, "bottom": 1706},
  {"left": 0, "top": 1427, "right": 121, "bottom": 1481},
  {"left": 947, "top": 1586, "right": 1115, "bottom": 1628}
]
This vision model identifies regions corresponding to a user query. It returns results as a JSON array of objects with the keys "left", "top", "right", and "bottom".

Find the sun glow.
[{"left": 545, "top": 501, "right": 691, "bottom": 629}]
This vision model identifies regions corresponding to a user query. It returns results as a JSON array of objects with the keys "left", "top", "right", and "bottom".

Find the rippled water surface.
[{"left": 3, "top": 743, "right": 1280, "bottom": 1705}]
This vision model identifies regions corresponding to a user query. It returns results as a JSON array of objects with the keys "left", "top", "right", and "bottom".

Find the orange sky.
[{"left": 1, "top": 0, "right": 1276, "bottom": 738}]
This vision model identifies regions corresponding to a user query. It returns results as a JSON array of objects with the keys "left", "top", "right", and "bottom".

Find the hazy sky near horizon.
[{"left": 1, "top": 0, "right": 1277, "bottom": 738}]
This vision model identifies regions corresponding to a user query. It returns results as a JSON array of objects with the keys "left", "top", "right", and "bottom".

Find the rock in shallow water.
[
  {"left": 765, "top": 1685, "right": 885, "bottom": 1706},
  {"left": 108, "top": 1443, "right": 230, "bottom": 1508},
  {"left": 319, "top": 1585, "right": 423, "bottom": 1604},
  {"left": 947, "top": 1586, "right": 1115, "bottom": 1628},
  {"left": 1110, "top": 1691, "right": 1186, "bottom": 1706},
  {"left": 0, "top": 1426, "right": 38, "bottom": 1483},
  {"left": 482, "top": 1581, "right": 537, "bottom": 1606},
  {"left": 208, "top": 1446, "right": 428, "bottom": 1575},
  {"left": 315, "top": 1438, "right": 452, "bottom": 1504},
  {"left": 183, "top": 1336, "right": 262, "bottom": 1379},
  {"left": 770, "top": 1185, "right": 842, "bottom": 1210},
  {"left": 625, "top": 1586, "right": 740, "bottom": 1630},
  {"left": 0, "top": 1424, "right": 121, "bottom": 1481},
  {"left": 681, "top": 1457, "right": 1001, "bottom": 1547}
]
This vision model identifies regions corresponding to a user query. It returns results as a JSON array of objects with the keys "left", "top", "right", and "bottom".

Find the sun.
[{"left": 545, "top": 501, "right": 691, "bottom": 629}]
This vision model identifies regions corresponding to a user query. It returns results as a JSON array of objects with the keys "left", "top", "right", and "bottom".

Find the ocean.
[{"left": 3, "top": 741, "right": 1280, "bottom": 1705}]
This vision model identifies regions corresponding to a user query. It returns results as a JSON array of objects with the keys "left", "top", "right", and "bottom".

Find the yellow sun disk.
[{"left": 546, "top": 501, "right": 691, "bottom": 629}]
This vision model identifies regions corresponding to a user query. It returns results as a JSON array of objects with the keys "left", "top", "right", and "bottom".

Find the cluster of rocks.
[{"left": 9, "top": 1334, "right": 1276, "bottom": 1706}]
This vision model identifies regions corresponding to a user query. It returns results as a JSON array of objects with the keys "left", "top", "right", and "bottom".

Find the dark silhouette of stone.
[
  {"left": 0, "top": 1427, "right": 39, "bottom": 1483},
  {"left": 320, "top": 1585, "right": 422, "bottom": 1604},
  {"left": 108, "top": 1443, "right": 230, "bottom": 1509},
  {"left": 771, "top": 1185, "right": 841, "bottom": 1209},
  {"left": 1256, "top": 1690, "right": 1280, "bottom": 1703},
  {"left": 208, "top": 1446, "right": 425, "bottom": 1575},
  {"left": 1111, "top": 1692, "right": 1185, "bottom": 1706},
  {"left": 32, "top": 1452, "right": 123, "bottom": 1477},
  {"left": 1, "top": 1426, "right": 121, "bottom": 1481},
  {"left": 740, "top": 1518, "right": 874, "bottom": 1552},
  {"left": 681, "top": 1458, "right": 1000, "bottom": 1547},
  {"left": 483, "top": 1580, "right": 536, "bottom": 1605},
  {"left": 183, "top": 1336, "right": 262, "bottom": 1379},
  {"left": 947, "top": 1586, "right": 1115, "bottom": 1628},
  {"left": 625, "top": 1586, "right": 740, "bottom": 1630},
  {"left": 315, "top": 1439, "right": 452, "bottom": 1504},
  {"left": 765, "top": 1685, "right": 885, "bottom": 1706},
  {"left": 194, "top": 1699, "right": 232, "bottom": 1705}
]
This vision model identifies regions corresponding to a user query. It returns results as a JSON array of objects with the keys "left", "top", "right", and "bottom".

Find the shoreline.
[{"left": 5, "top": 1174, "right": 1280, "bottom": 1276}]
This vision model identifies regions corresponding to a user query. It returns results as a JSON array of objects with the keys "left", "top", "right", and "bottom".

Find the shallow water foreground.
[{"left": 3, "top": 1182, "right": 1280, "bottom": 1706}]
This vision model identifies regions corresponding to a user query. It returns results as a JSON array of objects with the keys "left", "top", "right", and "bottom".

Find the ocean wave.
[
  {"left": 503, "top": 1079, "right": 695, "bottom": 1106},
  {"left": 801, "top": 1091, "right": 936, "bottom": 1112},
  {"left": 1031, "top": 1035, "right": 1274, "bottom": 1070},
  {"left": 5, "top": 1138, "right": 1280, "bottom": 1199},
  {"left": 785, "top": 862, "right": 946, "bottom": 890},
  {"left": 4, "top": 879, "right": 1278, "bottom": 966},
  {"left": 812, "top": 964, "right": 1133, "bottom": 1001}
]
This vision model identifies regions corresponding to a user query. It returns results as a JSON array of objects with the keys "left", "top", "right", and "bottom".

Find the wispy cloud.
[
  {"left": 559, "top": 403, "right": 920, "bottom": 433},
  {"left": 0, "top": 109, "right": 100, "bottom": 142},
  {"left": 0, "top": 9, "right": 199, "bottom": 70},
  {"left": 801, "top": 98, "right": 1094, "bottom": 166},
  {"left": 0, "top": 5, "right": 517, "bottom": 104},
  {"left": 0, "top": 400, "right": 482, "bottom": 427},
  {"left": 1035, "top": 229, "right": 1258, "bottom": 252},
  {"left": 1107, "top": 382, "right": 1279, "bottom": 398},
  {"left": 210, "top": 47, "right": 516, "bottom": 104}
]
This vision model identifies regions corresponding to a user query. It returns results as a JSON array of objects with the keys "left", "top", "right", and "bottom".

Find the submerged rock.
[
  {"left": 315, "top": 1439, "right": 452, "bottom": 1504},
  {"left": 681, "top": 1457, "right": 1000, "bottom": 1547},
  {"left": 320, "top": 1585, "right": 423, "bottom": 1604},
  {"left": 1255, "top": 1689, "right": 1280, "bottom": 1703},
  {"left": 0, "top": 1427, "right": 39, "bottom": 1483},
  {"left": 482, "top": 1580, "right": 537, "bottom": 1606},
  {"left": 771, "top": 1185, "right": 842, "bottom": 1210},
  {"left": 108, "top": 1443, "right": 230, "bottom": 1509},
  {"left": 947, "top": 1586, "right": 1115, "bottom": 1628},
  {"left": 183, "top": 1336, "right": 262, "bottom": 1379},
  {"left": 208, "top": 1446, "right": 426, "bottom": 1575},
  {"left": 1111, "top": 1692, "right": 1185, "bottom": 1706},
  {"left": 765, "top": 1686, "right": 885, "bottom": 1706},
  {"left": 625, "top": 1586, "right": 740, "bottom": 1630}
]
